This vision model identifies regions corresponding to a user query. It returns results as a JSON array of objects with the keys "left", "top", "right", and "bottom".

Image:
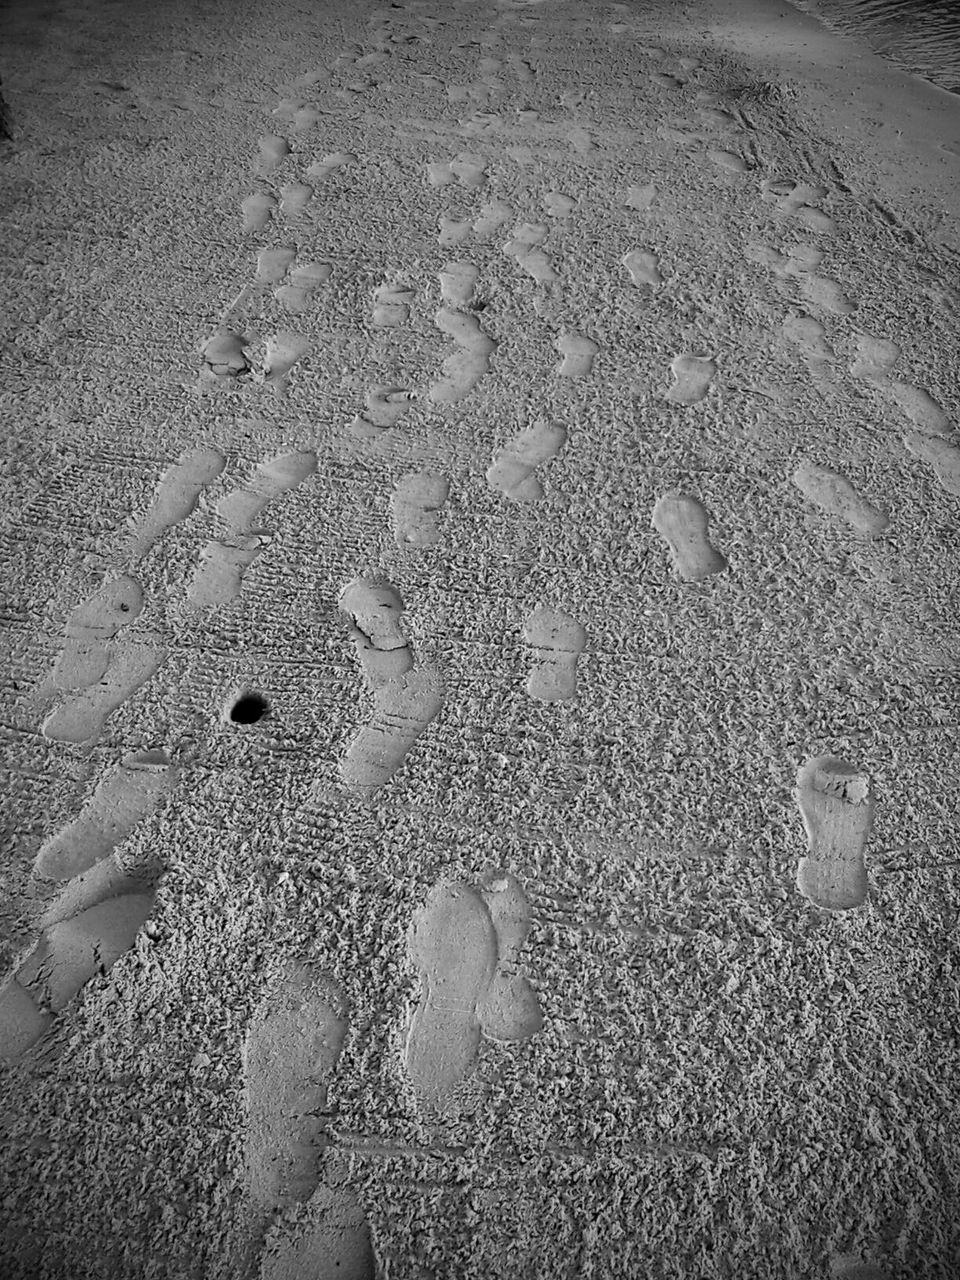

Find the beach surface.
[{"left": 1, "top": 0, "right": 959, "bottom": 1277}]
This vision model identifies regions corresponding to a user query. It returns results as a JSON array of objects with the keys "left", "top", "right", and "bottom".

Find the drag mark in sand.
[
  {"left": 652, "top": 492, "right": 727, "bottom": 581},
  {"left": 428, "top": 307, "right": 497, "bottom": 403},
  {"left": 339, "top": 576, "right": 413, "bottom": 689},
  {"left": 51, "top": 574, "right": 143, "bottom": 692},
  {"left": 243, "top": 963, "right": 347, "bottom": 1211},
  {"left": 0, "top": 892, "right": 157, "bottom": 1061},
  {"left": 350, "top": 385, "right": 418, "bottom": 438},
  {"left": 795, "top": 755, "right": 874, "bottom": 911},
  {"left": 391, "top": 473, "right": 450, "bottom": 547},
  {"left": 665, "top": 353, "right": 716, "bottom": 405},
  {"left": 125, "top": 445, "right": 225, "bottom": 563},
  {"left": 555, "top": 331, "right": 599, "bottom": 379},
  {"left": 34, "top": 749, "right": 179, "bottom": 881},
  {"left": 486, "top": 420, "right": 566, "bottom": 502},
  {"left": 188, "top": 450, "right": 317, "bottom": 607},
  {"left": 339, "top": 667, "right": 444, "bottom": 795},
  {"left": 42, "top": 644, "right": 164, "bottom": 745},
  {"left": 522, "top": 606, "right": 586, "bottom": 703},
  {"left": 791, "top": 460, "right": 890, "bottom": 538},
  {"left": 502, "top": 222, "right": 558, "bottom": 283}
]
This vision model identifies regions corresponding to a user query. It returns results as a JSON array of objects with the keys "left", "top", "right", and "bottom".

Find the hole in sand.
[{"left": 228, "top": 692, "right": 270, "bottom": 725}]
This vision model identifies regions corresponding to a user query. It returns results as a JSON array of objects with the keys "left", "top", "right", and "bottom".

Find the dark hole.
[{"left": 229, "top": 692, "right": 269, "bottom": 724}]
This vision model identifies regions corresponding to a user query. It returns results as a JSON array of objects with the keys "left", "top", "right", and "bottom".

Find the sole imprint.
[
  {"left": 274, "top": 261, "right": 331, "bottom": 314},
  {"left": 53, "top": 574, "right": 144, "bottom": 692},
  {"left": 259, "top": 1178, "right": 375, "bottom": 1280},
  {"left": 350, "top": 385, "right": 418, "bottom": 438},
  {"left": 391, "top": 472, "right": 450, "bottom": 547},
  {"left": 243, "top": 963, "right": 347, "bottom": 1211},
  {"left": 522, "top": 606, "right": 586, "bottom": 702},
  {"left": 339, "top": 575, "right": 413, "bottom": 689},
  {"left": 429, "top": 307, "right": 496, "bottom": 402},
  {"left": 34, "top": 748, "right": 178, "bottom": 881},
  {"left": 555, "top": 331, "right": 598, "bottom": 379},
  {"left": 4, "top": 892, "right": 156, "bottom": 1060},
  {"left": 256, "top": 135, "right": 290, "bottom": 175},
  {"left": 665, "top": 353, "right": 716, "bottom": 405},
  {"left": 125, "top": 446, "right": 225, "bottom": 563},
  {"left": 477, "top": 869, "right": 544, "bottom": 1042},
  {"left": 791, "top": 460, "right": 890, "bottom": 538},
  {"left": 404, "top": 882, "right": 498, "bottom": 1107},
  {"left": 242, "top": 191, "right": 277, "bottom": 233},
  {"left": 42, "top": 645, "right": 164, "bottom": 745},
  {"left": 486, "top": 420, "right": 566, "bottom": 502},
  {"left": 651, "top": 492, "right": 727, "bottom": 581},
  {"left": 887, "top": 382, "right": 951, "bottom": 437},
  {"left": 795, "top": 755, "right": 873, "bottom": 911},
  {"left": 902, "top": 430, "right": 960, "bottom": 496},
  {"left": 622, "top": 248, "right": 663, "bottom": 287},
  {"left": 339, "top": 668, "right": 443, "bottom": 795},
  {"left": 263, "top": 331, "right": 311, "bottom": 388},
  {"left": 849, "top": 334, "right": 900, "bottom": 381}
]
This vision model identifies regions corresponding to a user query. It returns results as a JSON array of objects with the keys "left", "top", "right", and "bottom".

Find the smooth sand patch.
[{"left": 795, "top": 755, "right": 874, "bottom": 911}]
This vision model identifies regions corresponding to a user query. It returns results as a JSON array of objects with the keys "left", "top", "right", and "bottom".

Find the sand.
[{"left": 0, "top": 0, "right": 958, "bottom": 1275}]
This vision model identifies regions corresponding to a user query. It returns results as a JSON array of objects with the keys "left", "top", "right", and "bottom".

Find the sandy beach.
[{"left": 1, "top": 0, "right": 959, "bottom": 1276}]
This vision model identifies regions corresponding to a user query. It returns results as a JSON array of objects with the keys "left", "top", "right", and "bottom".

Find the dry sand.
[{"left": 1, "top": 0, "right": 959, "bottom": 1275}]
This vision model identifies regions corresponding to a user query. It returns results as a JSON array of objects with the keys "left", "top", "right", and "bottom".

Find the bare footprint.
[
  {"left": 243, "top": 963, "right": 347, "bottom": 1211},
  {"left": 339, "top": 668, "right": 443, "bottom": 795},
  {"left": 486, "top": 420, "right": 566, "bottom": 502},
  {"left": 34, "top": 748, "right": 179, "bottom": 881},
  {"left": 651, "top": 492, "right": 727, "bottom": 581},
  {"left": 665, "top": 353, "right": 716, "bottom": 405},
  {"left": 795, "top": 755, "right": 874, "bottom": 911},
  {"left": 125, "top": 446, "right": 225, "bottom": 564},
  {"left": 339, "top": 576, "right": 413, "bottom": 689},
  {"left": 53, "top": 575, "right": 143, "bottom": 692},
  {"left": 391, "top": 473, "right": 450, "bottom": 547},
  {"left": 42, "top": 644, "right": 164, "bottom": 745},
  {"left": 404, "top": 882, "right": 498, "bottom": 1107},
  {"left": 555, "top": 331, "right": 598, "bottom": 378},
  {"left": 522, "top": 606, "right": 586, "bottom": 702},
  {"left": 791, "top": 460, "right": 890, "bottom": 538}
]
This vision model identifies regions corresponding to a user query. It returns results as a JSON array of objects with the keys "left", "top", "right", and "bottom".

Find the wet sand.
[{"left": 0, "top": 0, "right": 959, "bottom": 1276}]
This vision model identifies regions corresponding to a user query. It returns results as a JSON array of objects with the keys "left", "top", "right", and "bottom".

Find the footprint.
[
  {"left": 256, "top": 247, "right": 297, "bottom": 286},
  {"left": 391, "top": 472, "right": 450, "bottom": 547},
  {"left": 781, "top": 312, "right": 834, "bottom": 362},
  {"left": 339, "top": 576, "right": 413, "bottom": 689},
  {"left": 486, "top": 420, "right": 566, "bottom": 502},
  {"left": 475, "top": 870, "right": 543, "bottom": 1041},
  {"left": 259, "top": 1174, "right": 376, "bottom": 1280},
  {"left": 762, "top": 179, "right": 834, "bottom": 233},
  {"left": 622, "top": 248, "right": 663, "bottom": 287},
  {"left": 472, "top": 198, "right": 513, "bottom": 239},
  {"left": 11, "top": 892, "right": 156, "bottom": 1048},
  {"left": 800, "top": 273, "right": 855, "bottom": 315},
  {"left": 450, "top": 153, "right": 487, "bottom": 188},
  {"left": 428, "top": 307, "right": 497, "bottom": 403},
  {"left": 201, "top": 329, "right": 252, "bottom": 380},
  {"left": 795, "top": 755, "right": 874, "bottom": 911},
  {"left": 263, "top": 331, "right": 311, "bottom": 388},
  {"left": 125, "top": 446, "right": 226, "bottom": 564},
  {"left": 624, "top": 183, "right": 658, "bottom": 211},
  {"left": 902, "top": 430, "right": 960, "bottom": 496},
  {"left": 555, "top": 331, "right": 598, "bottom": 379},
  {"left": 280, "top": 182, "right": 313, "bottom": 219},
  {"left": 665, "top": 353, "right": 716, "bottom": 405},
  {"left": 438, "top": 260, "right": 478, "bottom": 307},
  {"left": 339, "top": 667, "right": 443, "bottom": 795},
  {"left": 350, "top": 385, "right": 418, "bottom": 438},
  {"left": 256, "top": 135, "right": 290, "bottom": 175},
  {"left": 849, "top": 334, "right": 900, "bottom": 381},
  {"left": 243, "top": 963, "right": 347, "bottom": 1211},
  {"left": 34, "top": 749, "right": 179, "bottom": 881},
  {"left": 215, "top": 450, "right": 317, "bottom": 535},
  {"left": 53, "top": 575, "right": 144, "bottom": 692},
  {"left": 404, "top": 882, "right": 498, "bottom": 1106},
  {"left": 187, "top": 537, "right": 269, "bottom": 608},
  {"left": 372, "top": 282, "right": 416, "bottom": 328},
  {"left": 291, "top": 105, "right": 321, "bottom": 135},
  {"left": 274, "top": 261, "right": 331, "bottom": 314},
  {"left": 829, "top": 1256, "right": 891, "bottom": 1280},
  {"left": 42, "top": 645, "right": 164, "bottom": 745},
  {"left": 887, "top": 382, "right": 951, "bottom": 437},
  {"left": 522, "top": 606, "right": 586, "bottom": 703},
  {"left": 706, "top": 148, "right": 747, "bottom": 173},
  {"left": 791, "top": 460, "right": 890, "bottom": 538},
  {"left": 306, "top": 151, "right": 357, "bottom": 183},
  {"left": 242, "top": 192, "right": 277, "bottom": 233},
  {"left": 651, "top": 492, "right": 727, "bottom": 581},
  {"left": 0, "top": 977, "right": 53, "bottom": 1064},
  {"left": 502, "top": 222, "right": 557, "bottom": 283}
]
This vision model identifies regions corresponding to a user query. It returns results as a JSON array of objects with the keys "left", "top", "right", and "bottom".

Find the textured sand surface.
[{"left": 1, "top": 0, "right": 959, "bottom": 1276}]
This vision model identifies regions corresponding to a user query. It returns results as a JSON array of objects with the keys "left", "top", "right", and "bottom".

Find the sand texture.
[{"left": 1, "top": 0, "right": 959, "bottom": 1276}]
